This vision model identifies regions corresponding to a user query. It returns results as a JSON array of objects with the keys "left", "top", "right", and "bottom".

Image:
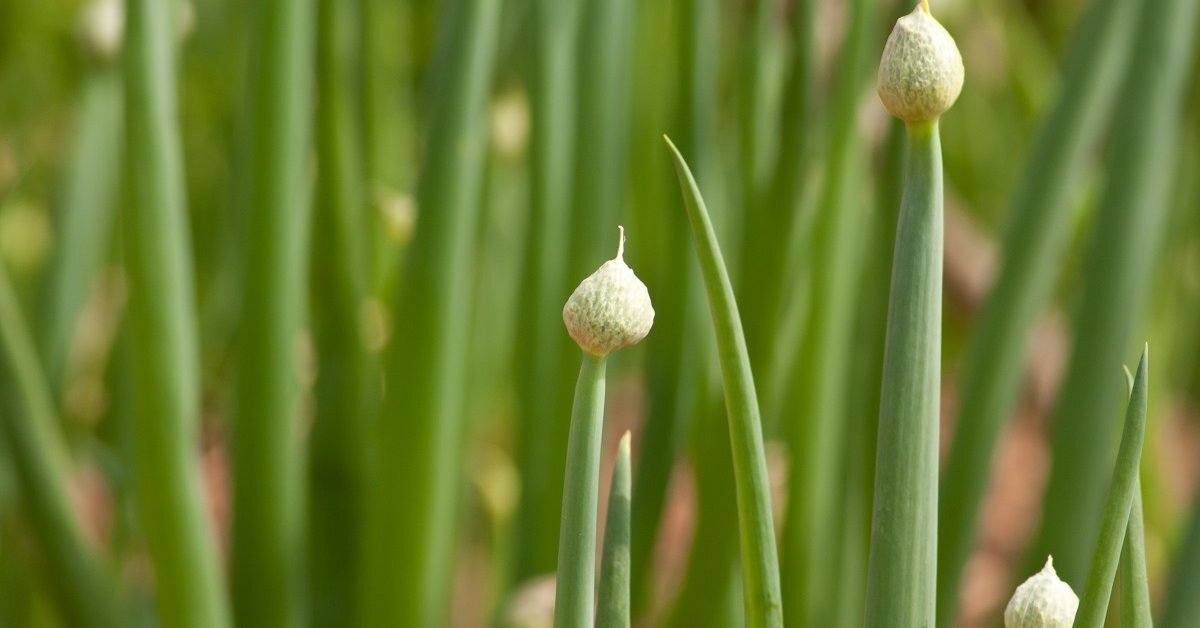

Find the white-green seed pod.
[
  {"left": 563, "top": 227, "right": 654, "bottom": 357},
  {"left": 1004, "top": 556, "right": 1079, "bottom": 628},
  {"left": 877, "top": 3, "right": 964, "bottom": 122}
]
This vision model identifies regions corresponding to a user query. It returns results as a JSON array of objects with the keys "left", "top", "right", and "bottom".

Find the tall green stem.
[
  {"left": 361, "top": 0, "right": 502, "bottom": 625},
  {"left": 1076, "top": 347, "right": 1149, "bottom": 628},
  {"left": 865, "top": 121, "right": 942, "bottom": 628},
  {"left": 230, "top": 0, "right": 315, "bottom": 623},
  {"left": 666, "top": 136, "right": 783, "bottom": 628},
  {"left": 308, "top": 0, "right": 369, "bottom": 623},
  {"left": 0, "top": 261, "right": 119, "bottom": 628},
  {"left": 122, "top": 0, "right": 231, "bottom": 624},
  {"left": 513, "top": 0, "right": 580, "bottom": 581},
  {"left": 554, "top": 353, "right": 608, "bottom": 628},
  {"left": 935, "top": 0, "right": 1137, "bottom": 616}
]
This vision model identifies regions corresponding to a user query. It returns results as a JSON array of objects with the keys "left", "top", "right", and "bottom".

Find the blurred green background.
[{"left": 0, "top": 0, "right": 1197, "bottom": 626}]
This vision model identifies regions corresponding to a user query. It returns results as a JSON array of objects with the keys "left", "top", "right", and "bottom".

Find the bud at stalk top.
[
  {"left": 1004, "top": 556, "right": 1079, "bottom": 628},
  {"left": 563, "top": 227, "right": 654, "bottom": 357},
  {"left": 877, "top": 2, "right": 964, "bottom": 122}
]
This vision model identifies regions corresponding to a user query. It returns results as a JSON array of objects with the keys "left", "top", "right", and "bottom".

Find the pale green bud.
[
  {"left": 1004, "top": 556, "right": 1079, "bottom": 628},
  {"left": 563, "top": 227, "right": 654, "bottom": 357},
  {"left": 877, "top": 3, "right": 964, "bottom": 122}
]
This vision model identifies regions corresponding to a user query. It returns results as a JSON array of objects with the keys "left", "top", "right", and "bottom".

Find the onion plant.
[
  {"left": 122, "top": 0, "right": 231, "bottom": 624},
  {"left": 361, "top": 0, "right": 503, "bottom": 625},
  {"left": 666, "top": 136, "right": 783, "bottom": 628},
  {"left": 308, "top": 0, "right": 369, "bottom": 623},
  {"left": 229, "top": 0, "right": 314, "bottom": 623},
  {"left": 556, "top": 228, "right": 654, "bottom": 627},
  {"left": 513, "top": 0, "right": 581, "bottom": 582},
  {"left": 865, "top": 4, "right": 962, "bottom": 626}
]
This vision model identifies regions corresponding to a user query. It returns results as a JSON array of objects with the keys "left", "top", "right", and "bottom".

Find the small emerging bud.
[
  {"left": 1004, "top": 556, "right": 1079, "bottom": 628},
  {"left": 563, "top": 227, "right": 654, "bottom": 357},
  {"left": 877, "top": 3, "right": 964, "bottom": 122}
]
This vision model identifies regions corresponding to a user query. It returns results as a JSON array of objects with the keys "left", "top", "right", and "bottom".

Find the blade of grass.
[
  {"left": 780, "top": 0, "right": 871, "bottom": 622},
  {"left": 935, "top": 0, "right": 1138, "bottom": 617},
  {"left": 665, "top": 135, "right": 783, "bottom": 628},
  {"left": 1030, "top": 0, "right": 1200, "bottom": 588},
  {"left": 1076, "top": 346, "right": 1149, "bottom": 628},
  {"left": 40, "top": 69, "right": 122, "bottom": 398},
  {"left": 1161, "top": 489, "right": 1200, "bottom": 628},
  {"left": 512, "top": 0, "right": 581, "bottom": 582},
  {"left": 0, "top": 259, "right": 120, "bottom": 628},
  {"left": 308, "top": 0, "right": 369, "bottom": 624},
  {"left": 229, "top": 0, "right": 315, "bottom": 622},
  {"left": 554, "top": 352, "right": 608, "bottom": 628},
  {"left": 864, "top": 119, "right": 943, "bottom": 628},
  {"left": 596, "top": 431, "right": 632, "bottom": 628},
  {"left": 361, "top": 0, "right": 503, "bottom": 624},
  {"left": 122, "top": 0, "right": 232, "bottom": 623}
]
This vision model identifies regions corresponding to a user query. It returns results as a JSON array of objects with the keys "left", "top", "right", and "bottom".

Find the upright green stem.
[
  {"left": 1076, "top": 347, "right": 1149, "bottom": 628},
  {"left": 361, "top": 0, "right": 502, "bottom": 625},
  {"left": 936, "top": 0, "right": 1137, "bottom": 616},
  {"left": 230, "top": 0, "right": 315, "bottom": 623},
  {"left": 865, "top": 121, "right": 942, "bottom": 628},
  {"left": 1032, "top": 0, "right": 1200, "bottom": 587},
  {"left": 0, "top": 261, "right": 119, "bottom": 628},
  {"left": 595, "top": 434, "right": 632, "bottom": 628},
  {"left": 666, "top": 136, "right": 783, "bottom": 628},
  {"left": 1120, "top": 485, "right": 1152, "bottom": 628},
  {"left": 308, "top": 0, "right": 369, "bottom": 624},
  {"left": 513, "top": 0, "right": 580, "bottom": 581},
  {"left": 554, "top": 353, "right": 608, "bottom": 628},
  {"left": 122, "top": 0, "right": 231, "bottom": 624}
]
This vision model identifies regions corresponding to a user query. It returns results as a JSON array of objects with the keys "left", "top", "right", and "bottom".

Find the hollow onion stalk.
[
  {"left": 308, "top": 0, "right": 369, "bottom": 623},
  {"left": 122, "top": 0, "right": 232, "bottom": 624},
  {"left": 360, "top": 0, "right": 503, "bottom": 625}
]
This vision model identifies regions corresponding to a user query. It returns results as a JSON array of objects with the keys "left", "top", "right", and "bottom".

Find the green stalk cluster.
[
  {"left": 361, "top": 1, "right": 503, "bottom": 625},
  {"left": 935, "top": 0, "right": 1137, "bottom": 618},
  {"left": 1031, "top": 0, "right": 1200, "bottom": 587}
]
